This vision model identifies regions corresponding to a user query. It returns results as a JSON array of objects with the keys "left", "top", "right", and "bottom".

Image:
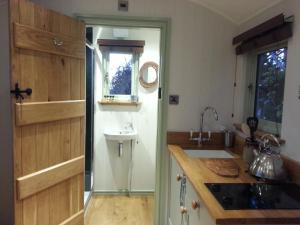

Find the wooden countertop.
[{"left": 168, "top": 145, "right": 300, "bottom": 225}]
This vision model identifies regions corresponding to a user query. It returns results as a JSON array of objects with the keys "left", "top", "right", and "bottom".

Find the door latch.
[{"left": 10, "top": 83, "right": 32, "bottom": 102}]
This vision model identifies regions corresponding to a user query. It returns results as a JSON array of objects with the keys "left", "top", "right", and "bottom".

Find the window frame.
[
  {"left": 244, "top": 42, "right": 288, "bottom": 135},
  {"left": 102, "top": 50, "right": 140, "bottom": 101}
]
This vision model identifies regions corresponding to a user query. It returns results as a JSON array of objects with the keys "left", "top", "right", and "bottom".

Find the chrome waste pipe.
[{"left": 118, "top": 142, "right": 123, "bottom": 157}]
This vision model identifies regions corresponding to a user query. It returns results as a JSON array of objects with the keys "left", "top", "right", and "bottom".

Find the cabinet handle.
[
  {"left": 180, "top": 206, "right": 188, "bottom": 214},
  {"left": 176, "top": 174, "right": 182, "bottom": 181},
  {"left": 191, "top": 200, "right": 200, "bottom": 210}
]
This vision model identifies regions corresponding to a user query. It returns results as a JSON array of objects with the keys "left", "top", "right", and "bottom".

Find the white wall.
[
  {"left": 93, "top": 27, "right": 160, "bottom": 191},
  {"left": 0, "top": 1, "right": 13, "bottom": 224},
  {"left": 31, "top": 0, "right": 238, "bottom": 132},
  {"left": 234, "top": 0, "right": 300, "bottom": 162}
]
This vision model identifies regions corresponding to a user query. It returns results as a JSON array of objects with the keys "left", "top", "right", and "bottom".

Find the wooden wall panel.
[
  {"left": 48, "top": 53, "right": 70, "bottom": 224},
  {"left": 70, "top": 58, "right": 83, "bottom": 215},
  {"left": 36, "top": 124, "right": 50, "bottom": 225},
  {"left": 17, "top": 156, "right": 84, "bottom": 200},
  {"left": 10, "top": 0, "right": 23, "bottom": 223},
  {"left": 21, "top": 125, "right": 37, "bottom": 225},
  {"left": 15, "top": 100, "right": 85, "bottom": 126},
  {"left": 10, "top": 1, "right": 86, "bottom": 225},
  {"left": 14, "top": 23, "right": 85, "bottom": 59}
]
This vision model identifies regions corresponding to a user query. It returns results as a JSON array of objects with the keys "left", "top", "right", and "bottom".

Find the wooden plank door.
[{"left": 9, "top": 0, "right": 86, "bottom": 224}]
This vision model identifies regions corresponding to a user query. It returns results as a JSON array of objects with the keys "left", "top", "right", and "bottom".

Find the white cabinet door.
[
  {"left": 169, "top": 156, "right": 185, "bottom": 225},
  {"left": 186, "top": 179, "right": 215, "bottom": 225}
]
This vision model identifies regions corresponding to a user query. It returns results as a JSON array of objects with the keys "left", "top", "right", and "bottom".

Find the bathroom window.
[
  {"left": 99, "top": 39, "right": 144, "bottom": 102},
  {"left": 103, "top": 52, "right": 139, "bottom": 100},
  {"left": 245, "top": 44, "right": 287, "bottom": 135}
]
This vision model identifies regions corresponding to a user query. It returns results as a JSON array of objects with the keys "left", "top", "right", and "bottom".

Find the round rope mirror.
[{"left": 139, "top": 62, "right": 158, "bottom": 88}]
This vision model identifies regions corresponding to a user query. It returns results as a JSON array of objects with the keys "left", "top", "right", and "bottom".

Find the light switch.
[{"left": 169, "top": 95, "right": 179, "bottom": 105}]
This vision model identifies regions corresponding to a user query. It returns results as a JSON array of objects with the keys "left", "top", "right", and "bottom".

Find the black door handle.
[{"left": 10, "top": 83, "right": 32, "bottom": 101}]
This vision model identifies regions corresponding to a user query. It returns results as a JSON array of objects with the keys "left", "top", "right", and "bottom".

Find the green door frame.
[{"left": 76, "top": 14, "right": 171, "bottom": 225}]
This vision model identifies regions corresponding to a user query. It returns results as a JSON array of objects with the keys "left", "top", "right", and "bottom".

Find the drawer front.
[
  {"left": 14, "top": 22, "right": 85, "bottom": 59},
  {"left": 186, "top": 179, "right": 215, "bottom": 225},
  {"left": 169, "top": 156, "right": 185, "bottom": 225}
]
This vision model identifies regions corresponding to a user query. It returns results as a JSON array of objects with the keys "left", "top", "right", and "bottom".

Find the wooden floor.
[{"left": 84, "top": 195, "right": 154, "bottom": 225}]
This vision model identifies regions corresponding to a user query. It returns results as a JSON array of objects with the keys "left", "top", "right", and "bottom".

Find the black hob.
[{"left": 205, "top": 183, "right": 300, "bottom": 210}]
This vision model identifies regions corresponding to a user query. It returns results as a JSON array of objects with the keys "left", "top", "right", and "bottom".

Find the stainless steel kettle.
[{"left": 249, "top": 134, "right": 287, "bottom": 181}]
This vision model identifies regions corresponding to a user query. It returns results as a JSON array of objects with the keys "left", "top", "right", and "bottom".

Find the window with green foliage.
[
  {"left": 255, "top": 47, "right": 287, "bottom": 123},
  {"left": 102, "top": 51, "right": 139, "bottom": 101},
  {"left": 245, "top": 44, "right": 287, "bottom": 135},
  {"left": 108, "top": 53, "right": 133, "bottom": 95}
]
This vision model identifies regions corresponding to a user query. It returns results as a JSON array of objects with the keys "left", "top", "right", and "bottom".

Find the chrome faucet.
[
  {"left": 190, "top": 106, "right": 219, "bottom": 146},
  {"left": 124, "top": 122, "right": 134, "bottom": 131}
]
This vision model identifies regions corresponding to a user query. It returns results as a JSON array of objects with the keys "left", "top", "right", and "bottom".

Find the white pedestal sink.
[
  {"left": 104, "top": 129, "right": 137, "bottom": 142},
  {"left": 104, "top": 128, "right": 137, "bottom": 157},
  {"left": 104, "top": 127, "right": 137, "bottom": 194}
]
